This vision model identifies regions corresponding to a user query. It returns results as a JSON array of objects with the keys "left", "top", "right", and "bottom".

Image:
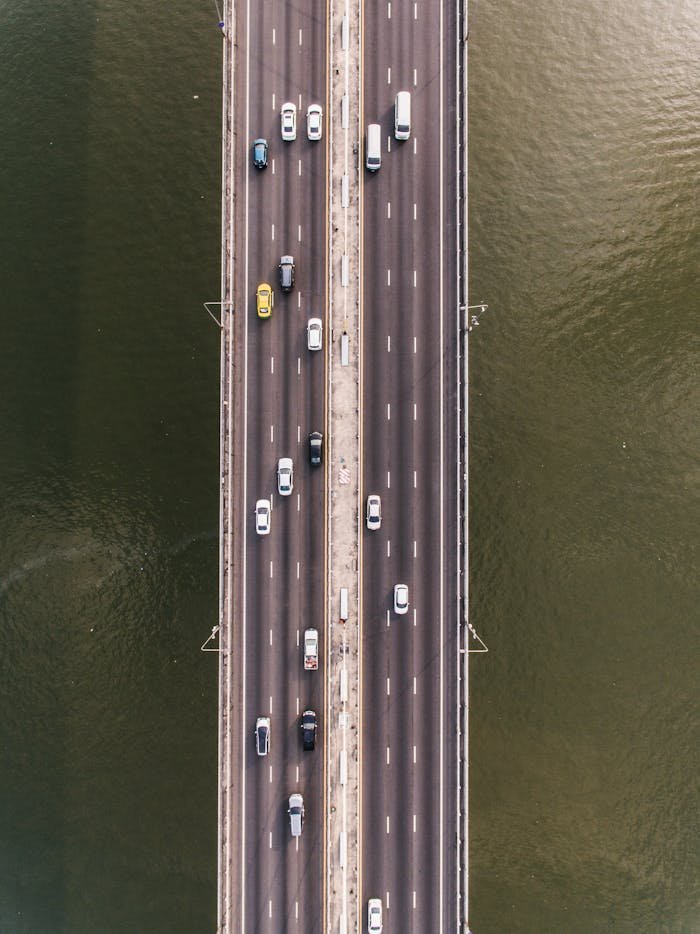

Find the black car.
[
  {"left": 301, "top": 710, "right": 317, "bottom": 751},
  {"left": 308, "top": 431, "right": 323, "bottom": 466},
  {"left": 252, "top": 138, "right": 268, "bottom": 169}
]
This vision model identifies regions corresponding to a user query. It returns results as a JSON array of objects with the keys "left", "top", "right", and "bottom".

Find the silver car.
[
  {"left": 277, "top": 457, "right": 294, "bottom": 496},
  {"left": 255, "top": 716, "right": 270, "bottom": 756},
  {"left": 288, "top": 793, "right": 304, "bottom": 837},
  {"left": 366, "top": 494, "right": 382, "bottom": 530},
  {"left": 393, "top": 583, "right": 409, "bottom": 615},
  {"left": 307, "top": 317, "right": 323, "bottom": 351},
  {"left": 255, "top": 498, "right": 271, "bottom": 535},
  {"left": 280, "top": 102, "right": 296, "bottom": 141}
]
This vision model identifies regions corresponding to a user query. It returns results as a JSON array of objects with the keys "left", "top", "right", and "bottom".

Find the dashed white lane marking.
[
  {"left": 414, "top": 68, "right": 418, "bottom": 86},
  {"left": 413, "top": 676, "right": 417, "bottom": 694},
  {"left": 269, "top": 629, "right": 273, "bottom": 646},
  {"left": 272, "top": 158, "right": 276, "bottom": 175},
  {"left": 414, "top": 1, "right": 418, "bottom": 18},
  {"left": 298, "top": 92, "right": 302, "bottom": 110},
  {"left": 387, "top": 334, "right": 391, "bottom": 352},
  {"left": 387, "top": 892, "right": 391, "bottom": 910},
  {"left": 298, "top": 224, "right": 302, "bottom": 242},
  {"left": 414, "top": 470, "right": 417, "bottom": 488},
  {"left": 269, "top": 832, "right": 273, "bottom": 849},
  {"left": 413, "top": 814, "right": 417, "bottom": 833},
  {"left": 387, "top": 470, "right": 391, "bottom": 488},
  {"left": 271, "top": 222, "right": 275, "bottom": 241},
  {"left": 297, "top": 291, "right": 301, "bottom": 309},
  {"left": 414, "top": 402, "right": 417, "bottom": 420},
  {"left": 298, "top": 159, "right": 302, "bottom": 176},
  {"left": 296, "top": 629, "right": 300, "bottom": 646},
  {"left": 387, "top": 403, "right": 391, "bottom": 421},
  {"left": 297, "top": 493, "right": 301, "bottom": 512},
  {"left": 297, "top": 424, "right": 301, "bottom": 442},
  {"left": 269, "top": 695, "right": 273, "bottom": 713},
  {"left": 386, "top": 677, "right": 390, "bottom": 695},
  {"left": 386, "top": 816, "right": 390, "bottom": 834},
  {"left": 413, "top": 744, "right": 417, "bottom": 763},
  {"left": 386, "top": 609, "right": 391, "bottom": 628},
  {"left": 298, "top": 28, "right": 302, "bottom": 46},
  {"left": 387, "top": 201, "right": 391, "bottom": 218},
  {"left": 387, "top": 268, "right": 391, "bottom": 286},
  {"left": 413, "top": 336, "right": 417, "bottom": 353},
  {"left": 413, "top": 269, "right": 417, "bottom": 288},
  {"left": 270, "top": 424, "right": 274, "bottom": 443},
  {"left": 413, "top": 891, "right": 417, "bottom": 909},
  {"left": 414, "top": 540, "right": 417, "bottom": 557},
  {"left": 386, "top": 540, "right": 391, "bottom": 557},
  {"left": 387, "top": 1, "right": 391, "bottom": 18},
  {"left": 296, "top": 561, "right": 300, "bottom": 579},
  {"left": 272, "top": 28, "right": 275, "bottom": 46},
  {"left": 297, "top": 357, "right": 301, "bottom": 374},
  {"left": 272, "top": 92, "right": 276, "bottom": 110},
  {"left": 269, "top": 561, "right": 273, "bottom": 579},
  {"left": 414, "top": 202, "right": 417, "bottom": 220},
  {"left": 296, "top": 765, "right": 299, "bottom": 783},
  {"left": 269, "top": 766, "right": 272, "bottom": 784},
  {"left": 413, "top": 137, "right": 418, "bottom": 155},
  {"left": 413, "top": 608, "right": 417, "bottom": 627},
  {"left": 296, "top": 697, "right": 300, "bottom": 715},
  {"left": 295, "top": 900, "right": 299, "bottom": 918},
  {"left": 387, "top": 66, "right": 391, "bottom": 85},
  {"left": 269, "top": 898, "right": 272, "bottom": 916},
  {"left": 386, "top": 747, "right": 390, "bottom": 765},
  {"left": 270, "top": 356, "right": 274, "bottom": 374}
]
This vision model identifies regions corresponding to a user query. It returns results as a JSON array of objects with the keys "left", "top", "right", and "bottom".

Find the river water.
[
  {"left": 468, "top": 1, "right": 699, "bottom": 932},
  {"left": 0, "top": 1, "right": 697, "bottom": 932}
]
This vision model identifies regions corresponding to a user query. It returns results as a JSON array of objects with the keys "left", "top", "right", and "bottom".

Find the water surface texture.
[
  {"left": 469, "top": 1, "right": 699, "bottom": 932},
  {"left": 0, "top": 3, "right": 222, "bottom": 931}
]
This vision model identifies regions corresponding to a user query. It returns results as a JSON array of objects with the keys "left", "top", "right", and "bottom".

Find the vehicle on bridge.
[
  {"left": 306, "top": 103, "right": 323, "bottom": 141},
  {"left": 256, "top": 282, "right": 273, "bottom": 319},
  {"left": 254, "top": 717, "right": 270, "bottom": 756},
  {"left": 288, "top": 793, "right": 304, "bottom": 837},
  {"left": 279, "top": 254, "right": 295, "bottom": 292},
  {"left": 303, "top": 628, "right": 318, "bottom": 669},
  {"left": 307, "top": 317, "right": 323, "bottom": 351},
  {"left": 366, "top": 494, "right": 382, "bottom": 530},
  {"left": 301, "top": 710, "right": 317, "bottom": 750},
  {"left": 367, "top": 897, "right": 383, "bottom": 932},
  {"left": 252, "top": 138, "right": 268, "bottom": 169},
  {"left": 277, "top": 457, "right": 294, "bottom": 496},
  {"left": 308, "top": 431, "right": 323, "bottom": 466},
  {"left": 280, "top": 102, "right": 296, "bottom": 141},
  {"left": 393, "top": 583, "right": 409, "bottom": 615},
  {"left": 255, "top": 499, "right": 271, "bottom": 535}
]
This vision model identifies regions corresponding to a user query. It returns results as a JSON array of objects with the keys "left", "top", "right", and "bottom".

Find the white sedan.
[
  {"left": 280, "top": 102, "right": 297, "bottom": 141},
  {"left": 366, "top": 494, "right": 382, "bottom": 530},
  {"left": 393, "top": 583, "right": 409, "bottom": 615},
  {"left": 307, "top": 317, "right": 323, "bottom": 351},
  {"left": 277, "top": 457, "right": 294, "bottom": 496},
  {"left": 255, "top": 498, "right": 271, "bottom": 535},
  {"left": 367, "top": 897, "right": 383, "bottom": 933},
  {"left": 306, "top": 103, "right": 323, "bottom": 140}
]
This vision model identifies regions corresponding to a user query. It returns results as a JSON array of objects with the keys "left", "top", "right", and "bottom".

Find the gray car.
[
  {"left": 279, "top": 255, "right": 295, "bottom": 292},
  {"left": 288, "top": 793, "right": 304, "bottom": 837}
]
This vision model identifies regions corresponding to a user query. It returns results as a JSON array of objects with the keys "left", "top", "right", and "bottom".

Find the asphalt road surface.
[{"left": 226, "top": 0, "right": 460, "bottom": 929}]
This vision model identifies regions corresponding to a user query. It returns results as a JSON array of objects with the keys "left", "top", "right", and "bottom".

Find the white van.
[
  {"left": 394, "top": 91, "right": 411, "bottom": 140},
  {"left": 366, "top": 123, "right": 381, "bottom": 172}
]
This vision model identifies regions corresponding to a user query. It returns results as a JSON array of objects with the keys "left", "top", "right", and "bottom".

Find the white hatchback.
[
  {"left": 255, "top": 498, "right": 271, "bottom": 535},
  {"left": 280, "top": 102, "right": 297, "bottom": 141},
  {"left": 367, "top": 897, "right": 383, "bottom": 933},
  {"left": 393, "top": 583, "right": 409, "bottom": 615},
  {"left": 306, "top": 103, "right": 323, "bottom": 140},
  {"left": 307, "top": 317, "right": 323, "bottom": 351},
  {"left": 277, "top": 457, "right": 294, "bottom": 496}
]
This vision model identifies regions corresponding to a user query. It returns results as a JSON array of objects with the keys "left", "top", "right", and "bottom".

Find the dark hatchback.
[
  {"left": 301, "top": 710, "right": 317, "bottom": 751},
  {"left": 252, "top": 138, "right": 268, "bottom": 169}
]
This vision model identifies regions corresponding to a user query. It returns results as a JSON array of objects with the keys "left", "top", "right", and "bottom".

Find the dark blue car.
[{"left": 252, "top": 138, "right": 268, "bottom": 169}]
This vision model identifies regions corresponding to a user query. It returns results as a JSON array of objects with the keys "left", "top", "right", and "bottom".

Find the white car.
[
  {"left": 307, "top": 317, "right": 323, "bottom": 351},
  {"left": 255, "top": 498, "right": 271, "bottom": 535},
  {"left": 306, "top": 103, "right": 323, "bottom": 140},
  {"left": 280, "top": 102, "right": 296, "bottom": 141},
  {"left": 288, "top": 793, "right": 304, "bottom": 837},
  {"left": 366, "top": 494, "right": 382, "bottom": 530},
  {"left": 393, "top": 583, "right": 409, "bottom": 615},
  {"left": 277, "top": 457, "right": 294, "bottom": 496},
  {"left": 304, "top": 627, "right": 319, "bottom": 670},
  {"left": 255, "top": 716, "right": 270, "bottom": 756},
  {"left": 367, "top": 897, "right": 383, "bottom": 933}
]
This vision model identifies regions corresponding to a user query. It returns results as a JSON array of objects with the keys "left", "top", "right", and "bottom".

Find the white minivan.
[
  {"left": 366, "top": 123, "right": 381, "bottom": 172},
  {"left": 394, "top": 91, "right": 411, "bottom": 140}
]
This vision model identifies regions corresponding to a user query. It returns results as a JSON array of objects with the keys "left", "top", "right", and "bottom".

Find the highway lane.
[
  {"left": 360, "top": 0, "right": 460, "bottom": 929},
  {"left": 228, "top": 0, "right": 328, "bottom": 929}
]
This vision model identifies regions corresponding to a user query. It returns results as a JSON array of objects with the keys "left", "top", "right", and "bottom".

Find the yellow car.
[{"left": 256, "top": 283, "right": 274, "bottom": 319}]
